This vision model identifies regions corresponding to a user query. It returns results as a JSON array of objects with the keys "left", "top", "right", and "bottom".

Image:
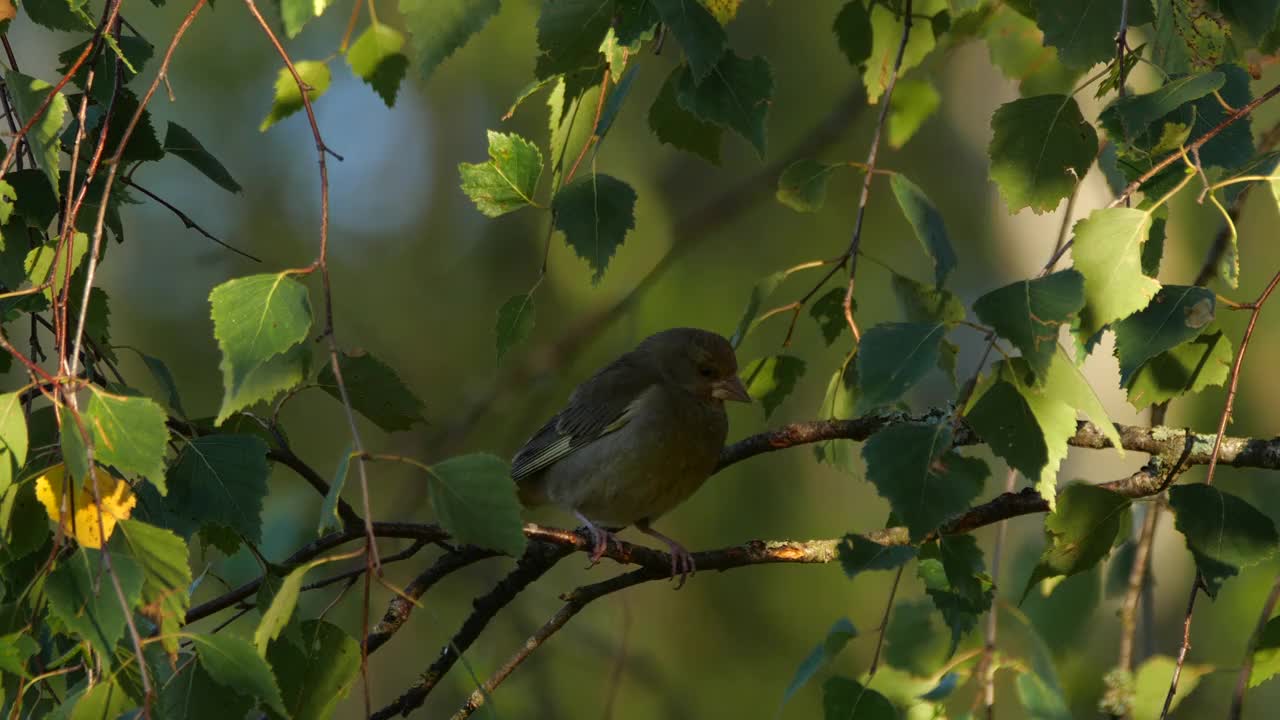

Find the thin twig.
[
  {"left": 1159, "top": 578, "right": 1202, "bottom": 719},
  {"left": 1118, "top": 504, "right": 1160, "bottom": 672},
  {"left": 370, "top": 542, "right": 573, "bottom": 720},
  {"left": 1203, "top": 267, "right": 1280, "bottom": 487},
  {"left": 122, "top": 178, "right": 262, "bottom": 262},
  {"left": 868, "top": 565, "right": 904, "bottom": 678},
  {"left": 980, "top": 468, "right": 1019, "bottom": 718},
  {"left": 1229, "top": 572, "right": 1280, "bottom": 719},
  {"left": 840, "top": 0, "right": 915, "bottom": 342}
]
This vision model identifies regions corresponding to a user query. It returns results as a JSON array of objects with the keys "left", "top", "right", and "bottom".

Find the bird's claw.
[
  {"left": 583, "top": 524, "right": 615, "bottom": 568},
  {"left": 665, "top": 542, "right": 696, "bottom": 590}
]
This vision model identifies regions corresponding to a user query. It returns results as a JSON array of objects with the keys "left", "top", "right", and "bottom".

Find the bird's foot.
[
  {"left": 574, "top": 512, "right": 618, "bottom": 568},
  {"left": 637, "top": 523, "right": 696, "bottom": 589}
]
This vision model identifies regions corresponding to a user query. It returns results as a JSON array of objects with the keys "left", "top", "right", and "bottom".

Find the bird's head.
[{"left": 638, "top": 328, "right": 752, "bottom": 403}]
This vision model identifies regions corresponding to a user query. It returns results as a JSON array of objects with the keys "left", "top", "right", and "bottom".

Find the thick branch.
[{"left": 719, "top": 415, "right": 1280, "bottom": 473}]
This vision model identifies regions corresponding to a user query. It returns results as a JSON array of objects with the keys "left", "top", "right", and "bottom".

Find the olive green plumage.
[{"left": 511, "top": 327, "right": 751, "bottom": 581}]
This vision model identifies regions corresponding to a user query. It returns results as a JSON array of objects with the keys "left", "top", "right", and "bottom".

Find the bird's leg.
[
  {"left": 635, "top": 519, "right": 695, "bottom": 589},
  {"left": 573, "top": 510, "right": 618, "bottom": 566}
]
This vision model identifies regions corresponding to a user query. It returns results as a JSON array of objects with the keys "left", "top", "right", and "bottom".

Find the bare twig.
[
  {"left": 1159, "top": 577, "right": 1203, "bottom": 719},
  {"left": 370, "top": 541, "right": 573, "bottom": 720},
  {"left": 1118, "top": 504, "right": 1160, "bottom": 672},
  {"left": 1229, "top": 572, "right": 1280, "bottom": 719},
  {"left": 122, "top": 178, "right": 262, "bottom": 262},
  {"left": 1203, "top": 267, "right": 1280, "bottom": 487},
  {"left": 840, "top": 0, "right": 915, "bottom": 342},
  {"left": 366, "top": 545, "right": 499, "bottom": 654},
  {"left": 868, "top": 565, "right": 904, "bottom": 678}
]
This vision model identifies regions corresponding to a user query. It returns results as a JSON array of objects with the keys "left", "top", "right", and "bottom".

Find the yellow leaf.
[
  {"left": 701, "top": 0, "right": 740, "bottom": 24},
  {"left": 34, "top": 464, "right": 137, "bottom": 549}
]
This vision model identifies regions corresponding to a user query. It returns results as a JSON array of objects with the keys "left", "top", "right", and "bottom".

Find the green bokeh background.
[{"left": 10, "top": 0, "right": 1280, "bottom": 717}]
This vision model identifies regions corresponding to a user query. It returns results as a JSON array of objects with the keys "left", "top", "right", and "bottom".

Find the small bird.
[{"left": 511, "top": 327, "right": 751, "bottom": 586}]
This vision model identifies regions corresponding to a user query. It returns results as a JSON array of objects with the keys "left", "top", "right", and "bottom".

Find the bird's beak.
[{"left": 712, "top": 375, "right": 752, "bottom": 403}]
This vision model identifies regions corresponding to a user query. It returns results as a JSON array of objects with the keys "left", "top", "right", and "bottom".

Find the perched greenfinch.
[{"left": 512, "top": 328, "right": 751, "bottom": 586}]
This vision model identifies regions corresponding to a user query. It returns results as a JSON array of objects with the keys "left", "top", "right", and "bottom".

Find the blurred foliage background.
[{"left": 10, "top": 0, "right": 1280, "bottom": 717}]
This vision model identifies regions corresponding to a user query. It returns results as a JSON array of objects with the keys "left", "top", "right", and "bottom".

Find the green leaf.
[
  {"left": 891, "top": 274, "right": 965, "bottom": 325},
  {"left": 861, "top": 1, "right": 941, "bottom": 104},
  {"left": 163, "top": 122, "right": 241, "bottom": 194},
  {"left": 160, "top": 662, "right": 254, "bottom": 720},
  {"left": 729, "top": 271, "right": 785, "bottom": 348},
  {"left": 401, "top": 0, "right": 499, "bottom": 79},
  {"left": 259, "top": 61, "right": 332, "bottom": 132},
  {"left": 25, "top": 232, "right": 89, "bottom": 301},
  {"left": 163, "top": 435, "right": 270, "bottom": 549},
  {"left": 1131, "top": 655, "right": 1213, "bottom": 719},
  {"left": 1249, "top": 616, "right": 1280, "bottom": 688},
  {"left": 650, "top": 0, "right": 727, "bottom": 82},
  {"left": 1017, "top": 672, "right": 1071, "bottom": 720},
  {"left": 1169, "top": 483, "right": 1279, "bottom": 597},
  {"left": 989, "top": 95, "right": 1097, "bottom": 213},
  {"left": 0, "top": 631, "right": 38, "bottom": 678},
  {"left": 777, "top": 159, "right": 840, "bottom": 213},
  {"left": 918, "top": 535, "right": 994, "bottom": 651},
  {"left": 319, "top": 447, "right": 353, "bottom": 536},
  {"left": 648, "top": 66, "right": 722, "bottom": 163},
  {"left": 346, "top": 22, "right": 409, "bottom": 107},
  {"left": 1190, "top": 65, "right": 1255, "bottom": 173},
  {"left": 884, "top": 599, "right": 951, "bottom": 676},
  {"left": 972, "top": 270, "right": 1085, "bottom": 382},
  {"left": 268, "top": 620, "right": 361, "bottom": 720},
  {"left": 318, "top": 350, "right": 426, "bottom": 433},
  {"left": 1102, "top": 72, "right": 1225, "bottom": 139},
  {"left": 22, "top": 0, "right": 93, "bottom": 31},
  {"left": 862, "top": 423, "right": 988, "bottom": 540},
  {"left": 459, "top": 130, "right": 544, "bottom": 218},
  {"left": 814, "top": 359, "right": 858, "bottom": 470},
  {"left": 6, "top": 168, "right": 59, "bottom": 229},
  {"left": 254, "top": 557, "right": 334, "bottom": 656},
  {"left": 428, "top": 453, "right": 527, "bottom": 556},
  {"left": 191, "top": 633, "right": 288, "bottom": 717},
  {"left": 46, "top": 549, "right": 145, "bottom": 663},
  {"left": 1113, "top": 286, "right": 1215, "bottom": 385},
  {"left": 822, "top": 677, "right": 897, "bottom": 720},
  {"left": 984, "top": 7, "right": 1078, "bottom": 97},
  {"left": 890, "top": 175, "right": 956, "bottom": 287},
  {"left": 809, "top": 287, "right": 848, "bottom": 346},
  {"left": 534, "top": 0, "right": 613, "bottom": 78},
  {"left": 1072, "top": 208, "right": 1161, "bottom": 338},
  {"left": 1125, "top": 328, "right": 1232, "bottom": 409},
  {"left": 110, "top": 520, "right": 190, "bottom": 655},
  {"left": 131, "top": 349, "right": 186, "bottom": 416},
  {"left": 69, "top": 679, "right": 133, "bottom": 720},
  {"left": 1036, "top": 0, "right": 1148, "bottom": 68},
  {"left": 83, "top": 387, "right": 168, "bottom": 487},
  {"left": 675, "top": 52, "right": 774, "bottom": 157},
  {"left": 888, "top": 79, "right": 940, "bottom": 148},
  {"left": 832, "top": 1, "right": 872, "bottom": 67},
  {"left": 280, "top": 0, "right": 335, "bottom": 38},
  {"left": 1022, "top": 484, "right": 1131, "bottom": 602},
  {"left": 210, "top": 272, "right": 313, "bottom": 424},
  {"left": 595, "top": 64, "right": 637, "bottom": 139},
  {"left": 0, "top": 392, "right": 28, "bottom": 496},
  {"left": 57, "top": 35, "right": 154, "bottom": 104},
  {"left": 739, "top": 355, "right": 806, "bottom": 419},
  {"left": 6, "top": 71, "right": 70, "bottom": 195},
  {"left": 495, "top": 294, "right": 536, "bottom": 364},
  {"left": 966, "top": 348, "right": 1121, "bottom": 505},
  {"left": 838, "top": 533, "right": 916, "bottom": 578},
  {"left": 856, "top": 322, "right": 946, "bottom": 412},
  {"left": 552, "top": 173, "right": 637, "bottom": 284},
  {"left": 781, "top": 618, "right": 858, "bottom": 708}
]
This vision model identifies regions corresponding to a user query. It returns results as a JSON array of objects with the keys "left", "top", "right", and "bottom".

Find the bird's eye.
[{"left": 698, "top": 366, "right": 715, "bottom": 378}]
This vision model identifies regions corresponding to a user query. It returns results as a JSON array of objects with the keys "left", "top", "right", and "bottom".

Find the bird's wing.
[{"left": 510, "top": 355, "right": 657, "bottom": 482}]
